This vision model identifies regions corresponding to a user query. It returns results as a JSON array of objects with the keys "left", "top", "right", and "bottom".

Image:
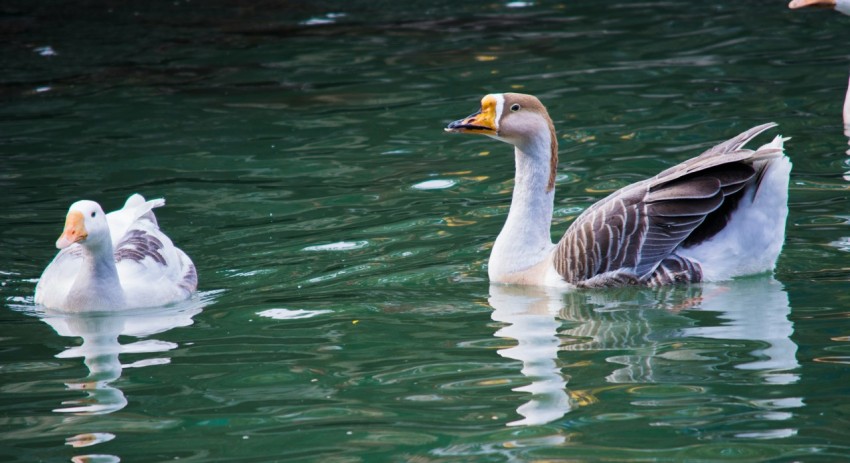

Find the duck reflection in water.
[
  {"left": 489, "top": 277, "right": 799, "bottom": 426},
  {"left": 40, "top": 299, "right": 209, "bottom": 415},
  {"left": 32, "top": 294, "right": 214, "bottom": 462}
]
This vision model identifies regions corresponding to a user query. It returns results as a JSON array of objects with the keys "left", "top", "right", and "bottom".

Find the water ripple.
[{"left": 2, "top": 0, "right": 850, "bottom": 461}]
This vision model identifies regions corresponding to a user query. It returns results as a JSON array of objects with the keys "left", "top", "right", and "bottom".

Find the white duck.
[
  {"left": 445, "top": 93, "right": 791, "bottom": 288},
  {"left": 35, "top": 194, "right": 197, "bottom": 310}
]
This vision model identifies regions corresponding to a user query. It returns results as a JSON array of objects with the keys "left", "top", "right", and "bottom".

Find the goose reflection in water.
[
  {"left": 845, "top": 74, "right": 849, "bottom": 130},
  {"left": 831, "top": 76, "right": 850, "bottom": 248},
  {"left": 843, "top": 74, "right": 850, "bottom": 163},
  {"left": 489, "top": 284, "right": 572, "bottom": 427},
  {"left": 489, "top": 277, "right": 799, "bottom": 427},
  {"left": 681, "top": 278, "right": 799, "bottom": 385},
  {"left": 560, "top": 277, "right": 799, "bottom": 385},
  {"left": 33, "top": 293, "right": 215, "bottom": 462},
  {"left": 841, "top": 73, "right": 850, "bottom": 165}
]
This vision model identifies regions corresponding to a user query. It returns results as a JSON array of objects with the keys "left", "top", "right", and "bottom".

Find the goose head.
[
  {"left": 445, "top": 93, "right": 554, "bottom": 143},
  {"left": 56, "top": 200, "right": 111, "bottom": 251},
  {"left": 445, "top": 92, "right": 559, "bottom": 191}
]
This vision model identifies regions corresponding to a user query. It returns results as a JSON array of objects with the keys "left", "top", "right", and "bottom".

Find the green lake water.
[{"left": 2, "top": 1, "right": 850, "bottom": 461}]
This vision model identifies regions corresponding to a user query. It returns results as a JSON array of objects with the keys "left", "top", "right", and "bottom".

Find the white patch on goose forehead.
[{"left": 492, "top": 94, "right": 505, "bottom": 131}]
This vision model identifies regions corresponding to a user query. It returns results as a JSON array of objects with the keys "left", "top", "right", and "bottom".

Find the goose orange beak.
[
  {"left": 56, "top": 211, "right": 88, "bottom": 249},
  {"left": 445, "top": 95, "right": 499, "bottom": 135}
]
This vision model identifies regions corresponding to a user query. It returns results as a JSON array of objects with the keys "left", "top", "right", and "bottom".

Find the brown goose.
[{"left": 445, "top": 93, "right": 791, "bottom": 288}]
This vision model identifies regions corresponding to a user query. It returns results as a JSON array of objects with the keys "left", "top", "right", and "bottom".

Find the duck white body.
[
  {"left": 35, "top": 194, "right": 197, "bottom": 311},
  {"left": 446, "top": 93, "right": 791, "bottom": 288}
]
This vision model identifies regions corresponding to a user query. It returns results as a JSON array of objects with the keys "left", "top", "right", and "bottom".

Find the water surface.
[{"left": 2, "top": 1, "right": 850, "bottom": 461}]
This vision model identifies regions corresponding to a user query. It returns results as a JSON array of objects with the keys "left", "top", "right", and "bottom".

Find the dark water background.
[{"left": 2, "top": 1, "right": 850, "bottom": 461}]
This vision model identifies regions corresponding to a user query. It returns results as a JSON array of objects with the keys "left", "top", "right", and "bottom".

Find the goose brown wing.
[{"left": 552, "top": 124, "right": 774, "bottom": 286}]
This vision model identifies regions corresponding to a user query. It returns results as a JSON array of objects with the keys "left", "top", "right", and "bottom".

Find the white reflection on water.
[
  {"left": 490, "top": 277, "right": 799, "bottom": 427},
  {"left": 682, "top": 278, "right": 800, "bottom": 384},
  {"left": 558, "top": 277, "right": 799, "bottom": 385},
  {"left": 257, "top": 308, "right": 332, "bottom": 320},
  {"left": 488, "top": 284, "right": 572, "bottom": 427},
  {"left": 844, "top": 73, "right": 849, "bottom": 129},
  {"left": 839, "top": 73, "right": 850, "bottom": 181},
  {"left": 300, "top": 12, "right": 346, "bottom": 26},
  {"left": 39, "top": 295, "right": 213, "bottom": 414},
  {"left": 844, "top": 73, "right": 850, "bottom": 174},
  {"left": 30, "top": 292, "right": 217, "bottom": 463}
]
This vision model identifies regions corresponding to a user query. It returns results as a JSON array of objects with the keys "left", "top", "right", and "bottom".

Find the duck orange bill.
[
  {"left": 445, "top": 101, "right": 498, "bottom": 134},
  {"left": 56, "top": 211, "right": 88, "bottom": 249}
]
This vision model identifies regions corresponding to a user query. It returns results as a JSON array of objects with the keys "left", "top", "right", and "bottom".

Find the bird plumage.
[
  {"left": 35, "top": 194, "right": 197, "bottom": 310},
  {"left": 446, "top": 93, "right": 791, "bottom": 288}
]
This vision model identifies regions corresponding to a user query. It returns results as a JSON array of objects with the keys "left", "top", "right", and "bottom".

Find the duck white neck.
[
  {"left": 489, "top": 133, "right": 557, "bottom": 282},
  {"left": 66, "top": 240, "right": 126, "bottom": 310}
]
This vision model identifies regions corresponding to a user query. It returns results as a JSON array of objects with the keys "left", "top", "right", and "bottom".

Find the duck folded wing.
[
  {"left": 115, "top": 219, "right": 197, "bottom": 305},
  {"left": 106, "top": 194, "right": 165, "bottom": 247}
]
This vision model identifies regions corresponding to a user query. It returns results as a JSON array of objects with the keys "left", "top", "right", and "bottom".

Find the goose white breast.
[{"left": 446, "top": 93, "right": 791, "bottom": 288}]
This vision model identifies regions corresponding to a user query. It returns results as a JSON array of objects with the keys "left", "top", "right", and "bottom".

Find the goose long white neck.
[{"left": 489, "top": 132, "right": 557, "bottom": 282}]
